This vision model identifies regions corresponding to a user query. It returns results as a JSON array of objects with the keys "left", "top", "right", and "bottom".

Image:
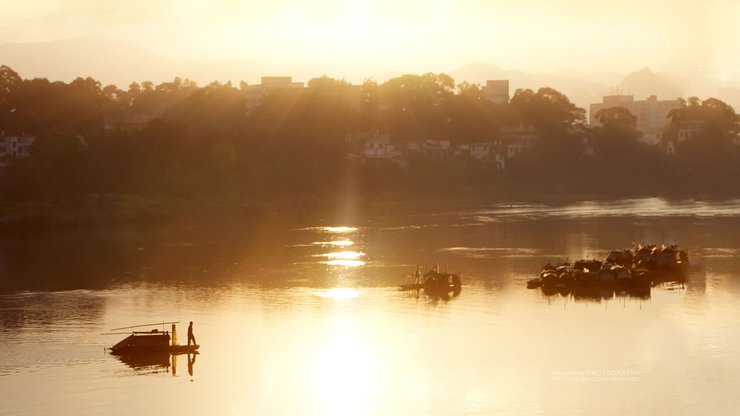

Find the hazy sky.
[{"left": 1, "top": 0, "right": 739, "bottom": 80}]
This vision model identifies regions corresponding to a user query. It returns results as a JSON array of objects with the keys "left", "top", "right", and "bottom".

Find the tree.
[
  {"left": 664, "top": 97, "right": 740, "bottom": 188},
  {"left": 378, "top": 73, "right": 456, "bottom": 140},
  {"left": 510, "top": 87, "right": 586, "bottom": 133},
  {"left": 595, "top": 106, "right": 637, "bottom": 129},
  {"left": 0, "top": 65, "right": 23, "bottom": 132},
  {"left": 591, "top": 106, "right": 643, "bottom": 154},
  {"left": 667, "top": 97, "right": 739, "bottom": 140}
]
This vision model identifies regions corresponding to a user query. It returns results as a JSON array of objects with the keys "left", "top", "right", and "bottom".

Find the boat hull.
[{"left": 110, "top": 332, "right": 200, "bottom": 354}]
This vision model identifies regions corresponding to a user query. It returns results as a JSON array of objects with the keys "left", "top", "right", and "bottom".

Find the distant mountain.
[
  {"left": 0, "top": 36, "right": 177, "bottom": 87},
  {"left": 0, "top": 36, "right": 396, "bottom": 88},
  {"left": 617, "top": 67, "right": 684, "bottom": 100},
  {"left": 2, "top": 37, "right": 737, "bottom": 110},
  {"left": 554, "top": 69, "right": 624, "bottom": 87},
  {"left": 0, "top": 36, "right": 290, "bottom": 87},
  {"left": 0, "top": 38, "right": 619, "bottom": 107}
]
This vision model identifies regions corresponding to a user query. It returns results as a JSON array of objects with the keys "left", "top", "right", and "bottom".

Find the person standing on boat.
[{"left": 187, "top": 321, "right": 197, "bottom": 346}]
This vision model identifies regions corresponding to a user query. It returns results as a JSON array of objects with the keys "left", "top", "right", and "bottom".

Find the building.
[
  {"left": 407, "top": 140, "right": 451, "bottom": 160},
  {"left": 468, "top": 142, "right": 506, "bottom": 170},
  {"left": 482, "top": 80, "right": 510, "bottom": 104},
  {"left": 677, "top": 121, "right": 708, "bottom": 142},
  {"left": 589, "top": 95, "right": 681, "bottom": 145},
  {"left": 0, "top": 134, "right": 36, "bottom": 169},
  {"left": 245, "top": 76, "right": 305, "bottom": 111},
  {"left": 665, "top": 120, "right": 708, "bottom": 154},
  {"left": 361, "top": 133, "right": 400, "bottom": 159},
  {"left": 497, "top": 124, "right": 539, "bottom": 159}
]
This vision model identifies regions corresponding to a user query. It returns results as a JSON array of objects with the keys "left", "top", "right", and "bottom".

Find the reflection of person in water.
[
  {"left": 187, "top": 353, "right": 196, "bottom": 377},
  {"left": 187, "top": 321, "right": 197, "bottom": 346}
]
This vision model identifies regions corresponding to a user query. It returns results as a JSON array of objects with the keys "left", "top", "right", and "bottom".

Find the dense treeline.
[{"left": 1, "top": 64, "right": 739, "bottom": 202}]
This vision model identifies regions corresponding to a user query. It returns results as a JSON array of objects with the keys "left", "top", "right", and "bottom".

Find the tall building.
[
  {"left": 589, "top": 95, "right": 682, "bottom": 144},
  {"left": 482, "top": 80, "right": 509, "bottom": 104},
  {"left": 245, "top": 76, "right": 305, "bottom": 110}
]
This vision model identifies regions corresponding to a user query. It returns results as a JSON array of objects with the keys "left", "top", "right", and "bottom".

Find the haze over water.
[{"left": 1, "top": 198, "right": 740, "bottom": 415}]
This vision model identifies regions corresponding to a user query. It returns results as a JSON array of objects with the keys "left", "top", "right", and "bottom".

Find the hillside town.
[
  {"left": 1, "top": 73, "right": 733, "bottom": 173},
  {"left": 237, "top": 76, "right": 727, "bottom": 171},
  {"left": 0, "top": 64, "right": 738, "bottom": 201}
]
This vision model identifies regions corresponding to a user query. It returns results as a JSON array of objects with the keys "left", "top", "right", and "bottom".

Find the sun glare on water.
[
  {"left": 322, "top": 227, "right": 358, "bottom": 233},
  {"left": 314, "top": 288, "right": 360, "bottom": 300},
  {"left": 310, "top": 331, "right": 379, "bottom": 415},
  {"left": 315, "top": 251, "right": 365, "bottom": 267},
  {"left": 312, "top": 240, "right": 354, "bottom": 247}
]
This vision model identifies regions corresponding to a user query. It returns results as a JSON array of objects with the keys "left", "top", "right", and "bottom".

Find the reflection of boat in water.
[
  {"left": 107, "top": 322, "right": 199, "bottom": 355},
  {"left": 114, "top": 350, "right": 199, "bottom": 376},
  {"left": 542, "top": 282, "right": 652, "bottom": 300},
  {"left": 115, "top": 351, "right": 171, "bottom": 372},
  {"left": 400, "top": 266, "right": 462, "bottom": 298}
]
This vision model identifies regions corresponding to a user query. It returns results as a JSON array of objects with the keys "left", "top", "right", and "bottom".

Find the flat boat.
[{"left": 108, "top": 322, "right": 199, "bottom": 355}]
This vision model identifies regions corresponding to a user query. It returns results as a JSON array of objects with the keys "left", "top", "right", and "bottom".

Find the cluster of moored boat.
[{"left": 527, "top": 244, "right": 689, "bottom": 289}]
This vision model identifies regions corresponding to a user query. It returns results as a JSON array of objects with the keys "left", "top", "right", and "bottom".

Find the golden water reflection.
[
  {"left": 322, "top": 227, "right": 358, "bottom": 233},
  {"left": 321, "top": 251, "right": 364, "bottom": 260},
  {"left": 316, "top": 251, "right": 366, "bottom": 267},
  {"left": 312, "top": 240, "right": 354, "bottom": 247},
  {"left": 324, "top": 259, "right": 365, "bottom": 267},
  {"left": 314, "top": 288, "right": 360, "bottom": 300},
  {"left": 311, "top": 331, "right": 378, "bottom": 416}
]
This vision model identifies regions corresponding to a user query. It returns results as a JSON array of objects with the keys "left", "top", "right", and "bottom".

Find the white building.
[
  {"left": 0, "top": 134, "right": 36, "bottom": 169},
  {"left": 468, "top": 142, "right": 506, "bottom": 170},
  {"left": 362, "top": 133, "right": 400, "bottom": 159},
  {"left": 589, "top": 95, "right": 682, "bottom": 145},
  {"left": 407, "top": 140, "right": 451, "bottom": 159},
  {"left": 245, "top": 76, "right": 305, "bottom": 111}
]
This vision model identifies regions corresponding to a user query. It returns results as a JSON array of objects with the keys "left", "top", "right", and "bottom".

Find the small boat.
[
  {"left": 614, "top": 265, "right": 633, "bottom": 284},
  {"left": 598, "top": 263, "right": 616, "bottom": 284},
  {"left": 541, "top": 271, "right": 558, "bottom": 286},
  {"left": 633, "top": 268, "right": 652, "bottom": 286},
  {"left": 400, "top": 266, "right": 462, "bottom": 295},
  {"left": 423, "top": 269, "right": 462, "bottom": 294},
  {"left": 540, "top": 262, "right": 558, "bottom": 286},
  {"left": 107, "top": 322, "right": 199, "bottom": 355}
]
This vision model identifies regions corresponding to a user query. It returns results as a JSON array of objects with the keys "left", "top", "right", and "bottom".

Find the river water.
[{"left": 1, "top": 198, "right": 739, "bottom": 415}]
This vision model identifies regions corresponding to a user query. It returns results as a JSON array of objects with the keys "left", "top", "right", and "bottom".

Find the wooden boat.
[
  {"left": 598, "top": 263, "right": 616, "bottom": 284},
  {"left": 400, "top": 266, "right": 462, "bottom": 296},
  {"left": 107, "top": 322, "right": 199, "bottom": 355},
  {"left": 614, "top": 265, "right": 633, "bottom": 284},
  {"left": 539, "top": 262, "right": 559, "bottom": 286}
]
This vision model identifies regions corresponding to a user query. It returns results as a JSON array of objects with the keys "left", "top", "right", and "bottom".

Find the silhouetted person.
[{"left": 187, "top": 321, "right": 197, "bottom": 346}]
